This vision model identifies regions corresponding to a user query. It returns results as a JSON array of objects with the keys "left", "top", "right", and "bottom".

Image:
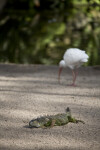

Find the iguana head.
[
  {"left": 29, "top": 120, "right": 41, "bottom": 128},
  {"left": 29, "top": 117, "right": 50, "bottom": 128}
]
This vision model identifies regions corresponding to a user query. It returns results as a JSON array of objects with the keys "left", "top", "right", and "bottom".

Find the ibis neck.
[{"left": 59, "top": 60, "right": 66, "bottom": 68}]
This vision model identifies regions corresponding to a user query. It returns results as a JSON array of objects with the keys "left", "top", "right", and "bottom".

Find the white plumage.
[{"left": 58, "top": 48, "right": 89, "bottom": 86}]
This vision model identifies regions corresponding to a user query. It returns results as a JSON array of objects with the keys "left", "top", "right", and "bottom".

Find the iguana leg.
[
  {"left": 50, "top": 119, "right": 56, "bottom": 127},
  {"left": 42, "top": 120, "right": 56, "bottom": 129},
  {"left": 69, "top": 117, "right": 85, "bottom": 124},
  {"left": 41, "top": 125, "right": 48, "bottom": 129}
]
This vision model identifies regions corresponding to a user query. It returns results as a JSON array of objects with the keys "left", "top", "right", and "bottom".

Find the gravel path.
[{"left": 0, "top": 64, "right": 100, "bottom": 150}]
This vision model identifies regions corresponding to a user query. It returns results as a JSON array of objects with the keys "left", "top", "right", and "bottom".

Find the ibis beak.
[{"left": 58, "top": 67, "right": 63, "bottom": 83}]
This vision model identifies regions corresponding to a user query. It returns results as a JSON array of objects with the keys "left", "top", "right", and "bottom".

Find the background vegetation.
[{"left": 0, "top": 0, "right": 100, "bottom": 66}]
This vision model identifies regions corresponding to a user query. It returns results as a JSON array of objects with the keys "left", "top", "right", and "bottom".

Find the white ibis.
[{"left": 58, "top": 48, "right": 89, "bottom": 86}]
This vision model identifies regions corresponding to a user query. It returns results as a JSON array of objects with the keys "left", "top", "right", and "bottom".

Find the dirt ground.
[{"left": 0, "top": 64, "right": 100, "bottom": 150}]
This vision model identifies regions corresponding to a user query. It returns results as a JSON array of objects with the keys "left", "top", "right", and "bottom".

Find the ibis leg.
[
  {"left": 71, "top": 70, "right": 78, "bottom": 86},
  {"left": 58, "top": 67, "right": 63, "bottom": 83}
]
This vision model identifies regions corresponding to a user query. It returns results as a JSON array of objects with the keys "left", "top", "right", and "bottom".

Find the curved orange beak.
[{"left": 58, "top": 67, "right": 63, "bottom": 83}]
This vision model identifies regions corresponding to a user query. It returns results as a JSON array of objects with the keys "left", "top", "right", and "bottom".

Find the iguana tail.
[
  {"left": 65, "top": 107, "right": 71, "bottom": 115},
  {"left": 66, "top": 107, "right": 71, "bottom": 113},
  {"left": 66, "top": 108, "right": 85, "bottom": 124},
  {"left": 75, "top": 119, "right": 85, "bottom": 124},
  {"left": 66, "top": 107, "right": 70, "bottom": 112}
]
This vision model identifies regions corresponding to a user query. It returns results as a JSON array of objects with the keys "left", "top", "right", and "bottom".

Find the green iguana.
[{"left": 29, "top": 107, "right": 84, "bottom": 128}]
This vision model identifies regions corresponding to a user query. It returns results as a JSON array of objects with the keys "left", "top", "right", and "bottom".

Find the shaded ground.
[{"left": 0, "top": 64, "right": 100, "bottom": 150}]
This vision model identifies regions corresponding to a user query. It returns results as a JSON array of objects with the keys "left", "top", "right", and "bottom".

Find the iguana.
[{"left": 29, "top": 107, "right": 84, "bottom": 128}]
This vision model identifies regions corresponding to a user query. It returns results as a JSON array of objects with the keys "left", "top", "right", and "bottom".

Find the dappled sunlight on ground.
[{"left": 0, "top": 64, "right": 100, "bottom": 150}]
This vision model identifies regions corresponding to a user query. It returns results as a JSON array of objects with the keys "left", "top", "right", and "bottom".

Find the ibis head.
[{"left": 58, "top": 60, "right": 66, "bottom": 82}]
